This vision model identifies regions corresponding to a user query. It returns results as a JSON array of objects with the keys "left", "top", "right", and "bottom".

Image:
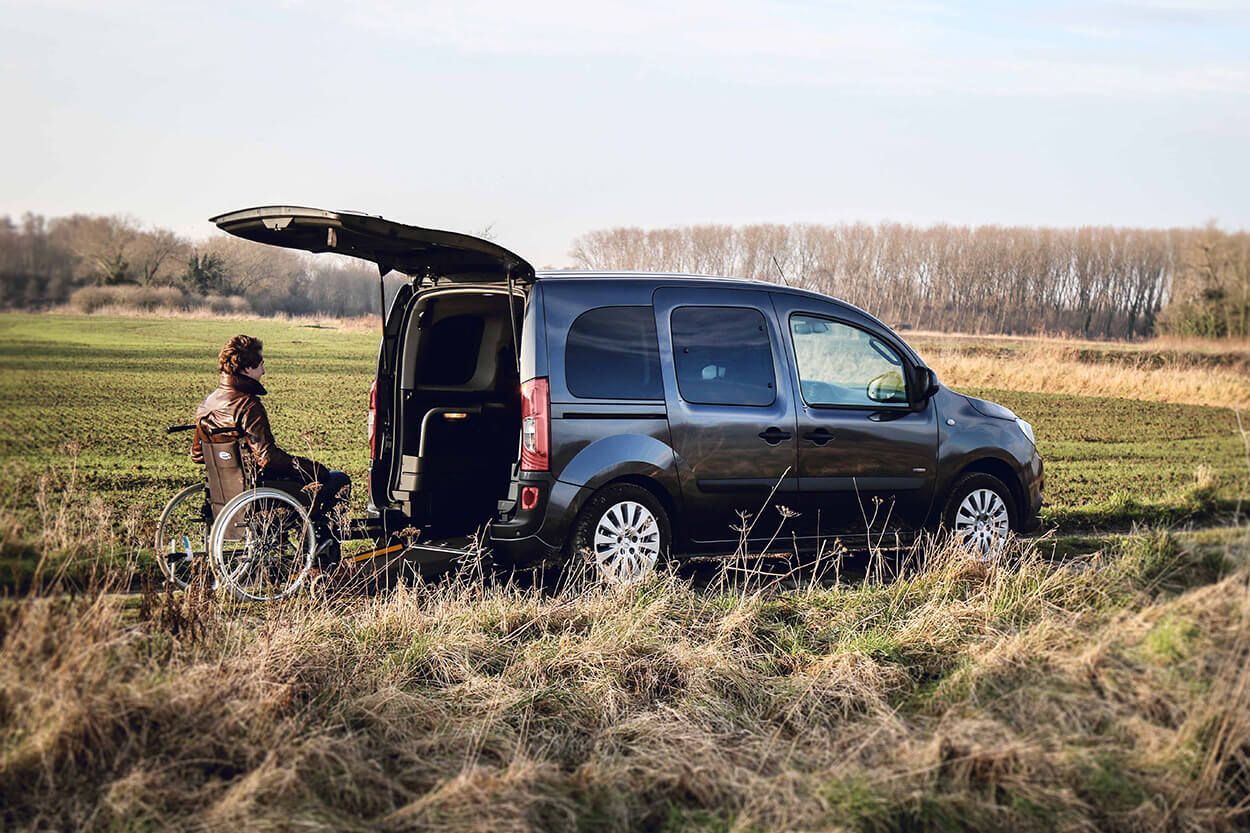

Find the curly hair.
[{"left": 219, "top": 335, "right": 264, "bottom": 375}]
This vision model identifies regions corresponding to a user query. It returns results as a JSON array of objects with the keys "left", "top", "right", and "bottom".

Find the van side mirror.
[
  {"left": 867, "top": 370, "right": 907, "bottom": 403},
  {"left": 913, "top": 366, "right": 939, "bottom": 406}
]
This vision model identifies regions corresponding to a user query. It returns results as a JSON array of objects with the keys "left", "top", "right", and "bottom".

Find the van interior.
[{"left": 393, "top": 288, "right": 523, "bottom": 539}]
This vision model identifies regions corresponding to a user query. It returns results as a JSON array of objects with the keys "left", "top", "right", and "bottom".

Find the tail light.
[
  {"left": 520, "top": 377, "right": 549, "bottom": 471},
  {"left": 367, "top": 379, "right": 379, "bottom": 459}
]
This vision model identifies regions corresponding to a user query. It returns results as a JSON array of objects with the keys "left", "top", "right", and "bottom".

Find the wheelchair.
[{"left": 155, "top": 424, "right": 325, "bottom": 601}]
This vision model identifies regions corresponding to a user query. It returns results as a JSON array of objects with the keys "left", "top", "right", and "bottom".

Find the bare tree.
[
  {"left": 569, "top": 221, "right": 1209, "bottom": 339},
  {"left": 200, "top": 234, "right": 305, "bottom": 296},
  {"left": 52, "top": 214, "right": 141, "bottom": 285},
  {"left": 133, "top": 227, "right": 189, "bottom": 285}
]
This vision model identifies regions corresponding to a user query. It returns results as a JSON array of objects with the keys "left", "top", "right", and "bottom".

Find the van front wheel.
[
  {"left": 941, "top": 472, "right": 1017, "bottom": 558},
  {"left": 568, "top": 484, "right": 671, "bottom": 586}
]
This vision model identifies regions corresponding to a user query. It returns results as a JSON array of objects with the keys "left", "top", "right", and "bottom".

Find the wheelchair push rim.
[{"left": 209, "top": 487, "right": 316, "bottom": 601}]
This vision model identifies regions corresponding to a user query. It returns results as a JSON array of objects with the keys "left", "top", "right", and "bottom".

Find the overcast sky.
[{"left": 1, "top": 0, "right": 1247, "bottom": 266}]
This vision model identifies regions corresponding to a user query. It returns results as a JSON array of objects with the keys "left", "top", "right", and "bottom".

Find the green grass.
[
  {"left": 0, "top": 312, "right": 377, "bottom": 523},
  {"left": 956, "top": 387, "right": 1246, "bottom": 527},
  {"left": 5, "top": 312, "right": 1250, "bottom": 831},
  {"left": 0, "top": 313, "right": 1246, "bottom": 587}
]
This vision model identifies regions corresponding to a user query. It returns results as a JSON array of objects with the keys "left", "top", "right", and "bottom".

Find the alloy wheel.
[
  {"left": 592, "top": 500, "right": 661, "bottom": 585},
  {"left": 953, "top": 487, "right": 1010, "bottom": 557}
]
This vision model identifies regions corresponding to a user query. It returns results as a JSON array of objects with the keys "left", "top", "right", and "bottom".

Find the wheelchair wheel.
[
  {"left": 209, "top": 487, "right": 316, "bottom": 601},
  {"left": 154, "top": 484, "right": 212, "bottom": 590}
]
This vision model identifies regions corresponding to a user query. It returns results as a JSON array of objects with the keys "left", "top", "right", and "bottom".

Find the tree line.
[
  {"left": 3, "top": 212, "right": 1247, "bottom": 338},
  {"left": 0, "top": 213, "right": 388, "bottom": 317},
  {"left": 571, "top": 222, "right": 1250, "bottom": 339}
]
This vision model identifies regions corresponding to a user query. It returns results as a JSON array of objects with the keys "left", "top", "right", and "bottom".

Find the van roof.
[
  {"left": 534, "top": 269, "right": 870, "bottom": 316},
  {"left": 531, "top": 270, "right": 916, "bottom": 360},
  {"left": 535, "top": 270, "right": 772, "bottom": 288}
]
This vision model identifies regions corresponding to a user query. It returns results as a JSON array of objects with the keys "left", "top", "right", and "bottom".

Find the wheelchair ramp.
[{"left": 347, "top": 534, "right": 481, "bottom": 568}]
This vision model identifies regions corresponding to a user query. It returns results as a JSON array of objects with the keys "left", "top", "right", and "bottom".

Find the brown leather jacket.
[{"left": 191, "top": 373, "right": 296, "bottom": 472}]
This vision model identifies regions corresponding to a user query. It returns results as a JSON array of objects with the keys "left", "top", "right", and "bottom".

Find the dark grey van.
[{"left": 213, "top": 207, "right": 1044, "bottom": 582}]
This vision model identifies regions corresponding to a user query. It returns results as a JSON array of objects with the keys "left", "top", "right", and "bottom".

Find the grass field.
[
  {"left": 2, "top": 312, "right": 1250, "bottom": 831},
  {"left": 0, "top": 313, "right": 382, "bottom": 583},
  {"left": 0, "top": 313, "right": 1245, "bottom": 579}
]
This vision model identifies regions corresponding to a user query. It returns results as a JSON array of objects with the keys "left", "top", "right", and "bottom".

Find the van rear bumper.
[{"left": 490, "top": 473, "right": 582, "bottom": 561}]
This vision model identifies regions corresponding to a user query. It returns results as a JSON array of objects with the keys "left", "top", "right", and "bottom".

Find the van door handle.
[
  {"left": 758, "top": 427, "right": 792, "bottom": 445},
  {"left": 803, "top": 428, "right": 835, "bottom": 445}
]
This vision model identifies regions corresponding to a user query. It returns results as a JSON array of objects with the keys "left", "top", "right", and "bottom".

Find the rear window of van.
[{"left": 565, "top": 306, "right": 664, "bottom": 399}]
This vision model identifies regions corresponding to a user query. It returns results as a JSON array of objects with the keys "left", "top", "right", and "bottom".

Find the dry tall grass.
[
  {"left": 2, "top": 528, "right": 1249, "bottom": 831},
  {"left": 914, "top": 335, "right": 1250, "bottom": 409},
  {"left": 908, "top": 330, "right": 1250, "bottom": 357}
]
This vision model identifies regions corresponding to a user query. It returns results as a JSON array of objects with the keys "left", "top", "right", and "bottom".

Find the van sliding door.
[{"left": 653, "top": 287, "right": 800, "bottom": 546}]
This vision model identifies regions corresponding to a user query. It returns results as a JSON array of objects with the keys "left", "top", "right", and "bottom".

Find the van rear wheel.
[{"left": 569, "top": 484, "right": 670, "bottom": 586}]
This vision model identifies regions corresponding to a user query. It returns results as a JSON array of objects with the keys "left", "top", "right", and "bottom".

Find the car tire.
[
  {"left": 567, "top": 483, "right": 671, "bottom": 585},
  {"left": 940, "top": 472, "right": 1018, "bottom": 558}
]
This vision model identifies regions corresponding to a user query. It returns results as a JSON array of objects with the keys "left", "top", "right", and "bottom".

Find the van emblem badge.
[{"left": 218, "top": 451, "right": 232, "bottom": 460}]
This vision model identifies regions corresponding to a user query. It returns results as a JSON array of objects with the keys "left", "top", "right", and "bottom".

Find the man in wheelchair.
[{"left": 190, "top": 334, "right": 350, "bottom": 565}]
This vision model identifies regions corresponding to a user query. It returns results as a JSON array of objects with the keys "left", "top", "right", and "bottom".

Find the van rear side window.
[{"left": 565, "top": 306, "right": 664, "bottom": 400}]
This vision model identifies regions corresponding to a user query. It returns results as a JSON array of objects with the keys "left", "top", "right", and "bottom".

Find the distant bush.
[
  {"left": 69, "top": 285, "right": 189, "bottom": 313},
  {"left": 67, "top": 285, "right": 253, "bottom": 315},
  {"left": 67, "top": 286, "right": 115, "bottom": 313},
  {"left": 203, "top": 294, "right": 252, "bottom": 315}
]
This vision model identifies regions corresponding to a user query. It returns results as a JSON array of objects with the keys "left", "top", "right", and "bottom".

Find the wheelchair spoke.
[{"left": 211, "top": 488, "right": 314, "bottom": 601}]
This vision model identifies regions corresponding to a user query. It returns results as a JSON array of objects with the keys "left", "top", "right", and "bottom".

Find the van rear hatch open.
[
  {"left": 210, "top": 205, "right": 535, "bottom": 569},
  {"left": 210, "top": 206, "right": 534, "bottom": 283}
]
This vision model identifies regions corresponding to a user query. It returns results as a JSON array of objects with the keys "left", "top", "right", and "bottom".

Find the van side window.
[
  {"left": 671, "top": 306, "right": 775, "bottom": 406},
  {"left": 789, "top": 314, "right": 908, "bottom": 406},
  {"left": 565, "top": 306, "right": 664, "bottom": 399}
]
